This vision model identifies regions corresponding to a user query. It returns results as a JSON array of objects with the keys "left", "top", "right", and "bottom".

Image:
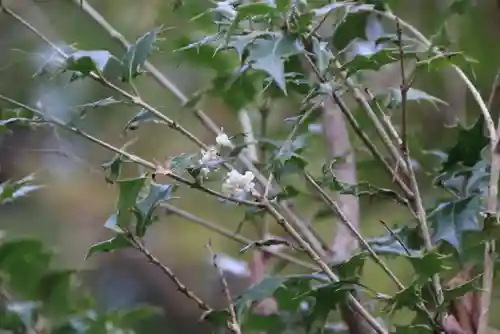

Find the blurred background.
[{"left": 1, "top": 0, "right": 500, "bottom": 332}]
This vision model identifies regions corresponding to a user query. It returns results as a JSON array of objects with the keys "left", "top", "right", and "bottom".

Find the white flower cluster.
[
  {"left": 222, "top": 169, "right": 256, "bottom": 200},
  {"left": 199, "top": 130, "right": 233, "bottom": 177}
]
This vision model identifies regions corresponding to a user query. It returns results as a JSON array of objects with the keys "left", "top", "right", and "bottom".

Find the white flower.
[
  {"left": 222, "top": 170, "right": 256, "bottom": 200},
  {"left": 199, "top": 146, "right": 219, "bottom": 166},
  {"left": 216, "top": 131, "right": 233, "bottom": 148}
]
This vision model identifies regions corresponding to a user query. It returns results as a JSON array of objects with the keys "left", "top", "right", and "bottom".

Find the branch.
[
  {"left": 162, "top": 203, "right": 317, "bottom": 270},
  {"left": 207, "top": 242, "right": 242, "bottom": 334},
  {"left": 127, "top": 232, "right": 213, "bottom": 312},
  {"left": 395, "top": 20, "right": 444, "bottom": 307},
  {"left": 0, "top": 94, "right": 262, "bottom": 208},
  {"left": 373, "top": 8, "right": 496, "bottom": 142},
  {"left": 263, "top": 203, "right": 387, "bottom": 334},
  {"left": 477, "top": 71, "right": 500, "bottom": 334},
  {"left": 67, "top": 0, "right": 329, "bottom": 259}
]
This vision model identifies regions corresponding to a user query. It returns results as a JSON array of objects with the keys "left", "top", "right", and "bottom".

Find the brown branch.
[
  {"left": 207, "top": 242, "right": 242, "bottom": 334},
  {"left": 128, "top": 233, "right": 213, "bottom": 312}
]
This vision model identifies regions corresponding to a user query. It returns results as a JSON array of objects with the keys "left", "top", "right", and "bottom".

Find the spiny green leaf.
[
  {"left": 374, "top": 87, "right": 447, "bottom": 110},
  {"left": 117, "top": 176, "right": 147, "bottom": 211},
  {"left": 0, "top": 108, "right": 36, "bottom": 133},
  {"left": 85, "top": 234, "right": 133, "bottom": 260},
  {"left": 125, "top": 108, "right": 161, "bottom": 131},
  {"left": 408, "top": 250, "right": 450, "bottom": 282},
  {"left": 66, "top": 50, "right": 115, "bottom": 76},
  {"left": 121, "top": 28, "right": 160, "bottom": 81},
  {"left": 313, "top": 1, "right": 357, "bottom": 17},
  {"left": 442, "top": 274, "right": 481, "bottom": 303},
  {"left": 342, "top": 48, "right": 418, "bottom": 78},
  {"left": 101, "top": 155, "right": 124, "bottom": 184},
  {"left": 429, "top": 196, "right": 483, "bottom": 252},
  {"left": 247, "top": 35, "right": 304, "bottom": 93},
  {"left": 0, "top": 302, "right": 38, "bottom": 331},
  {"left": 0, "top": 174, "right": 43, "bottom": 204},
  {"left": 135, "top": 183, "right": 173, "bottom": 237},
  {"left": 235, "top": 2, "right": 278, "bottom": 19},
  {"left": 116, "top": 176, "right": 147, "bottom": 229},
  {"left": 416, "top": 52, "right": 477, "bottom": 72},
  {"left": 384, "top": 283, "right": 420, "bottom": 314},
  {"left": 441, "top": 115, "right": 488, "bottom": 172},
  {"left": 446, "top": 0, "right": 472, "bottom": 16}
]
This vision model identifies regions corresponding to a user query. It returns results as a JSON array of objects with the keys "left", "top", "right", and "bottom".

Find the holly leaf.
[
  {"left": 135, "top": 183, "right": 174, "bottom": 237},
  {"left": 66, "top": 50, "right": 116, "bottom": 79},
  {"left": 85, "top": 234, "right": 133, "bottom": 260},
  {"left": 441, "top": 115, "right": 488, "bottom": 172},
  {"left": 247, "top": 34, "right": 303, "bottom": 93},
  {"left": 408, "top": 250, "right": 450, "bottom": 282},
  {"left": 121, "top": 28, "right": 160, "bottom": 81},
  {"left": 0, "top": 174, "right": 43, "bottom": 204},
  {"left": 116, "top": 176, "right": 147, "bottom": 229},
  {"left": 342, "top": 48, "right": 418, "bottom": 78},
  {"left": 374, "top": 87, "right": 447, "bottom": 110},
  {"left": 429, "top": 196, "right": 483, "bottom": 252},
  {"left": 125, "top": 108, "right": 161, "bottom": 131}
]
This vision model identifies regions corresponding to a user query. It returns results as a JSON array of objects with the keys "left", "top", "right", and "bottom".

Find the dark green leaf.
[
  {"left": 0, "top": 239, "right": 52, "bottom": 297},
  {"left": 247, "top": 35, "right": 304, "bottom": 93},
  {"left": 416, "top": 52, "right": 477, "bottom": 72},
  {"left": 121, "top": 28, "right": 160, "bottom": 81},
  {"left": 117, "top": 176, "right": 147, "bottom": 211},
  {"left": 442, "top": 274, "right": 481, "bottom": 302},
  {"left": 408, "top": 250, "right": 450, "bottom": 282},
  {"left": 374, "top": 87, "right": 447, "bottom": 110},
  {"left": 0, "top": 108, "right": 36, "bottom": 133},
  {"left": 429, "top": 196, "right": 483, "bottom": 252},
  {"left": 66, "top": 50, "right": 114, "bottom": 76},
  {"left": 236, "top": 2, "right": 278, "bottom": 19},
  {"left": 441, "top": 115, "right": 488, "bottom": 172},
  {"left": 85, "top": 234, "right": 133, "bottom": 260},
  {"left": 135, "top": 183, "right": 173, "bottom": 237},
  {"left": 125, "top": 108, "right": 160, "bottom": 131},
  {"left": 342, "top": 48, "right": 418, "bottom": 78}
]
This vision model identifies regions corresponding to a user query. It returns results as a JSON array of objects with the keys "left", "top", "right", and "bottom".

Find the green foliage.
[
  {"left": 2, "top": 0, "right": 497, "bottom": 332},
  {"left": 0, "top": 177, "right": 157, "bottom": 333}
]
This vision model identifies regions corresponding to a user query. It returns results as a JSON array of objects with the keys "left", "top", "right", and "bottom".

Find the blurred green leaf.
[
  {"left": 85, "top": 234, "right": 133, "bottom": 260},
  {"left": 0, "top": 108, "right": 36, "bottom": 133},
  {"left": 0, "top": 239, "right": 52, "bottom": 298},
  {"left": 342, "top": 48, "right": 418, "bottom": 78},
  {"left": 374, "top": 87, "right": 447, "bottom": 110},
  {"left": 0, "top": 174, "right": 42, "bottom": 204},
  {"left": 66, "top": 50, "right": 115, "bottom": 78}
]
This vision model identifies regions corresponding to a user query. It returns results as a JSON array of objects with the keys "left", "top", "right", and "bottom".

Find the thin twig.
[
  {"left": 162, "top": 203, "right": 317, "bottom": 270},
  {"left": 477, "top": 71, "right": 500, "bottom": 334},
  {"left": 127, "top": 233, "right": 212, "bottom": 312},
  {"left": 0, "top": 94, "right": 262, "bottom": 208},
  {"left": 207, "top": 241, "right": 242, "bottom": 334},
  {"left": 373, "top": 9, "right": 497, "bottom": 142},
  {"left": 67, "top": 0, "right": 330, "bottom": 268},
  {"left": 379, "top": 220, "right": 411, "bottom": 256},
  {"left": 0, "top": 4, "right": 209, "bottom": 151},
  {"left": 395, "top": 19, "right": 444, "bottom": 307},
  {"left": 303, "top": 172, "right": 405, "bottom": 289},
  {"left": 302, "top": 53, "right": 415, "bottom": 201},
  {"left": 263, "top": 202, "right": 387, "bottom": 334}
]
